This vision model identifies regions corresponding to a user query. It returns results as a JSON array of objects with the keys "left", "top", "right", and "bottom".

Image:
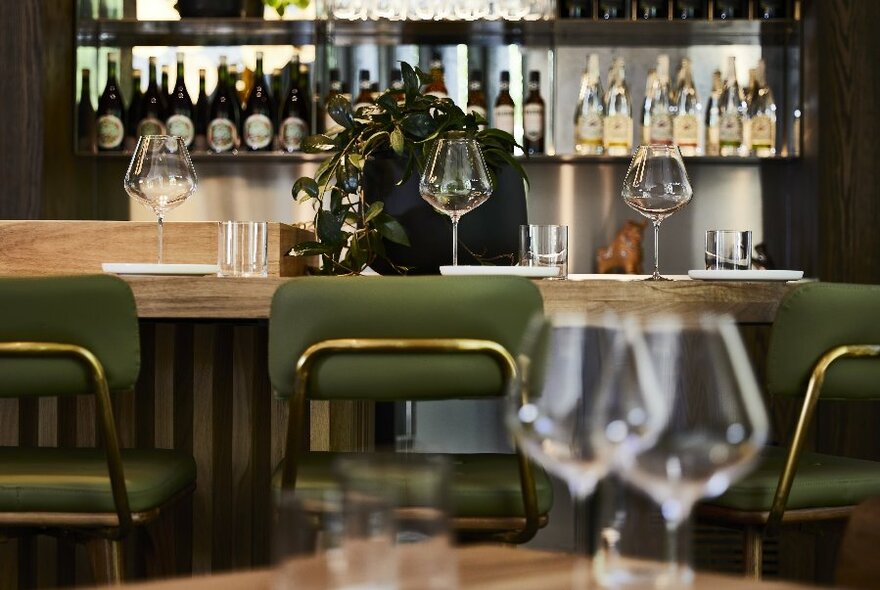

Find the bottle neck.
[
  {"left": 132, "top": 76, "right": 141, "bottom": 93},
  {"left": 176, "top": 61, "right": 185, "bottom": 83},
  {"left": 149, "top": 63, "right": 158, "bottom": 85},
  {"left": 80, "top": 72, "right": 90, "bottom": 100},
  {"left": 107, "top": 61, "right": 117, "bottom": 85},
  {"left": 199, "top": 76, "right": 206, "bottom": 94},
  {"left": 255, "top": 58, "right": 264, "bottom": 79}
]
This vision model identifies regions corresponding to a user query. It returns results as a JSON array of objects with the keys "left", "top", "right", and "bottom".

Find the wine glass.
[
  {"left": 618, "top": 313, "right": 769, "bottom": 586},
  {"left": 124, "top": 136, "right": 198, "bottom": 264},
  {"left": 419, "top": 132, "right": 493, "bottom": 266},
  {"left": 622, "top": 145, "right": 693, "bottom": 280}
]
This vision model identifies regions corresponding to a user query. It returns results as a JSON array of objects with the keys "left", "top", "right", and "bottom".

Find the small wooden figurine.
[{"left": 596, "top": 220, "right": 648, "bottom": 274}]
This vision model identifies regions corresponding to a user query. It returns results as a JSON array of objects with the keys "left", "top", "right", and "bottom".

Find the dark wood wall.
[{"left": 0, "top": 3, "right": 43, "bottom": 219}]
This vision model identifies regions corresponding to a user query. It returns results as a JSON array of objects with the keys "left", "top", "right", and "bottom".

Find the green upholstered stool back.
[
  {"left": 767, "top": 282, "right": 880, "bottom": 400},
  {"left": 268, "top": 276, "right": 544, "bottom": 400},
  {"left": 0, "top": 275, "right": 140, "bottom": 397}
]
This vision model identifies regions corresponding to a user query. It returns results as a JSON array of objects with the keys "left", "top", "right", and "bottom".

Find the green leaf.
[
  {"left": 390, "top": 127, "right": 405, "bottom": 155},
  {"left": 303, "top": 134, "right": 337, "bottom": 152},
  {"left": 362, "top": 130, "right": 390, "bottom": 153},
  {"left": 376, "top": 92, "right": 398, "bottom": 114},
  {"left": 401, "top": 113, "right": 435, "bottom": 140},
  {"left": 376, "top": 213, "right": 410, "bottom": 246},
  {"left": 292, "top": 177, "right": 319, "bottom": 201},
  {"left": 290, "top": 240, "right": 334, "bottom": 257},
  {"left": 348, "top": 153, "right": 365, "bottom": 170},
  {"left": 335, "top": 160, "right": 360, "bottom": 193},
  {"left": 317, "top": 209, "right": 346, "bottom": 247},
  {"left": 401, "top": 62, "right": 420, "bottom": 102},
  {"left": 327, "top": 94, "right": 354, "bottom": 129},
  {"left": 364, "top": 201, "right": 384, "bottom": 223}
]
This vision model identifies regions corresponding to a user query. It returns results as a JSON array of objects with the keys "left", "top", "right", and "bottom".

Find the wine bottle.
[
  {"left": 674, "top": 0, "right": 705, "bottom": 19},
  {"left": 673, "top": 58, "right": 701, "bottom": 156},
  {"left": 323, "top": 68, "right": 345, "bottom": 134},
  {"left": 126, "top": 69, "right": 142, "bottom": 149},
  {"left": 161, "top": 64, "right": 172, "bottom": 105},
  {"left": 743, "top": 67, "right": 758, "bottom": 152},
  {"left": 749, "top": 59, "right": 777, "bottom": 157},
  {"left": 649, "top": 55, "right": 673, "bottom": 146},
  {"left": 207, "top": 56, "right": 240, "bottom": 154},
  {"left": 354, "top": 69, "right": 373, "bottom": 112},
  {"left": 562, "top": 0, "right": 592, "bottom": 18},
  {"left": 242, "top": 52, "right": 275, "bottom": 152},
  {"left": 77, "top": 69, "right": 96, "bottom": 153},
  {"left": 166, "top": 51, "right": 195, "bottom": 149},
  {"left": 137, "top": 57, "right": 167, "bottom": 136},
  {"left": 466, "top": 69, "right": 487, "bottom": 127},
  {"left": 278, "top": 57, "right": 310, "bottom": 153},
  {"left": 758, "top": 0, "right": 786, "bottom": 19},
  {"left": 603, "top": 58, "right": 633, "bottom": 156},
  {"left": 705, "top": 69, "right": 722, "bottom": 156},
  {"left": 641, "top": 69, "right": 656, "bottom": 146},
  {"left": 523, "top": 71, "right": 545, "bottom": 155},
  {"left": 493, "top": 71, "right": 515, "bottom": 136},
  {"left": 96, "top": 53, "right": 126, "bottom": 152},
  {"left": 598, "top": 0, "right": 626, "bottom": 18},
  {"left": 719, "top": 56, "right": 746, "bottom": 156},
  {"left": 638, "top": 0, "right": 667, "bottom": 19},
  {"left": 194, "top": 68, "right": 209, "bottom": 152},
  {"left": 715, "top": 0, "right": 745, "bottom": 19},
  {"left": 424, "top": 53, "right": 448, "bottom": 99},
  {"left": 575, "top": 54, "right": 604, "bottom": 155}
]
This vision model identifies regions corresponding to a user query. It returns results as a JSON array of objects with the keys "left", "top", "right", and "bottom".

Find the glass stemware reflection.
[
  {"left": 123, "top": 135, "right": 197, "bottom": 264},
  {"left": 419, "top": 132, "right": 493, "bottom": 266},
  {"left": 618, "top": 314, "right": 769, "bottom": 586},
  {"left": 622, "top": 145, "right": 693, "bottom": 280}
]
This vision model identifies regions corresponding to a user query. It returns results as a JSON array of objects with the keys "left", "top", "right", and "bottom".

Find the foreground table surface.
[
  {"left": 108, "top": 546, "right": 813, "bottom": 590},
  {"left": 123, "top": 275, "right": 802, "bottom": 323}
]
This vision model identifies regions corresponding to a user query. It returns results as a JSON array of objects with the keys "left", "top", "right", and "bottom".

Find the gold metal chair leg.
[
  {"left": 86, "top": 537, "right": 124, "bottom": 585},
  {"left": 743, "top": 526, "right": 763, "bottom": 579}
]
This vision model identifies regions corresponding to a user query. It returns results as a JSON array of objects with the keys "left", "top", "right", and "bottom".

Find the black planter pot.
[
  {"left": 175, "top": 0, "right": 242, "bottom": 17},
  {"left": 362, "top": 150, "right": 528, "bottom": 275}
]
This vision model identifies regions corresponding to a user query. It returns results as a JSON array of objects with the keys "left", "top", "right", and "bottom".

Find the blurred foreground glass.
[
  {"left": 420, "top": 132, "right": 493, "bottom": 267},
  {"left": 705, "top": 230, "right": 752, "bottom": 270},
  {"left": 622, "top": 145, "right": 693, "bottom": 280},
  {"left": 218, "top": 221, "right": 269, "bottom": 277},
  {"left": 123, "top": 136, "right": 197, "bottom": 264},
  {"left": 519, "top": 224, "right": 568, "bottom": 279},
  {"left": 617, "top": 314, "right": 769, "bottom": 586}
]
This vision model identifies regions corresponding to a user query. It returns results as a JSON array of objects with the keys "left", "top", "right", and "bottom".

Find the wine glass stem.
[
  {"left": 452, "top": 217, "right": 459, "bottom": 267},
  {"left": 157, "top": 215, "right": 165, "bottom": 265},
  {"left": 652, "top": 221, "right": 661, "bottom": 279},
  {"left": 665, "top": 519, "right": 680, "bottom": 578}
]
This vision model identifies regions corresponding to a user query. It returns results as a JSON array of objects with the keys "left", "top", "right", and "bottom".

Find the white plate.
[
  {"left": 102, "top": 263, "right": 220, "bottom": 276},
  {"left": 688, "top": 269, "right": 804, "bottom": 281},
  {"left": 439, "top": 265, "right": 561, "bottom": 278}
]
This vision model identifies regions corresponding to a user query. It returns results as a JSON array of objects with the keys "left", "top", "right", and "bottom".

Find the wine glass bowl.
[
  {"left": 419, "top": 131, "right": 493, "bottom": 266},
  {"left": 622, "top": 144, "right": 693, "bottom": 280},
  {"left": 124, "top": 135, "right": 198, "bottom": 264}
]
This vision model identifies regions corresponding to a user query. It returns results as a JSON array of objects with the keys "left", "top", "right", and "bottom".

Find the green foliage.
[
  {"left": 262, "top": 0, "right": 309, "bottom": 16},
  {"left": 292, "top": 61, "right": 526, "bottom": 275}
]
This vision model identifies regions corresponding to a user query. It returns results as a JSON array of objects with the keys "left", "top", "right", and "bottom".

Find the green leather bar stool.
[
  {"left": 0, "top": 275, "right": 196, "bottom": 584},
  {"left": 268, "top": 276, "right": 553, "bottom": 543},
  {"left": 697, "top": 282, "right": 880, "bottom": 578}
]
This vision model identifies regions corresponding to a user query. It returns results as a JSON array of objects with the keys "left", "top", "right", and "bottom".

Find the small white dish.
[
  {"left": 439, "top": 265, "right": 561, "bottom": 278},
  {"left": 688, "top": 269, "right": 804, "bottom": 281},
  {"left": 102, "top": 263, "right": 220, "bottom": 276}
]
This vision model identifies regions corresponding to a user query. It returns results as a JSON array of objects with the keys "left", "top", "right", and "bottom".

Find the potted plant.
[{"left": 291, "top": 62, "right": 528, "bottom": 275}]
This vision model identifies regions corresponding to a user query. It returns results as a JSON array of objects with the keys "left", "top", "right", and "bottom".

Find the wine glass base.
[{"left": 642, "top": 275, "right": 673, "bottom": 281}]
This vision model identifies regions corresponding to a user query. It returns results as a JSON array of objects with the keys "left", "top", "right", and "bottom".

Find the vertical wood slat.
[{"left": 191, "top": 325, "right": 216, "bottom": 575}]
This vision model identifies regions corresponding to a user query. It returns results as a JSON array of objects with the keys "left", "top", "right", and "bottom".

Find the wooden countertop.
[{"left": 122, "top": 275, "right": 802, "bottom": 323}]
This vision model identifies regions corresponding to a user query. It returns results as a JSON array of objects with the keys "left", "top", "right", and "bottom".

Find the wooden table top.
[
  {"left": 108, "top": 546, "right": 813, "bottom": 590},
  {"left": 122, "top": 275, "right": 803, "bottom": 323}
]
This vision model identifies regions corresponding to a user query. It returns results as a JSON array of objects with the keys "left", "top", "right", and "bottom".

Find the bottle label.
[
  {"left": 166, "top": 114, "right": 195, "bottom": 146},
  {"left": 137, "top": 117, "right": 166, "bottom": 137},
  {"left": 649, "top": 114, "right": 673, "bottom": 144},
  {"left": 603, "top": 114, "right": 633, "bottom": 148},
  {"left": 96, "top": 114, "right": 124, "bottom": 149},
  {"left": 750, "top": 114, "right": 774, "bottom": 147},
  {"left": 244, "top": 114, "right": 273, "bottom": 149},
  {"left": 279, "top": 116, "right": 308, "bottom": 152},
  {"left": 208, "top": 118, "right": 237, "bottom": 152},
  {"left": 494, "top": 105, "right": 514, "bottom": 135},
  {"left": 523, "top": 104, "right": 544, "bottom": 142},
  {"left": 576, "top": 113, "right": 604, "bottom": 145},
  {"left": 719, "top": 113, "right": 743, "bottom": 145},
  {"left": 673, "top": 114, "right": 699, "bottom": 147}
]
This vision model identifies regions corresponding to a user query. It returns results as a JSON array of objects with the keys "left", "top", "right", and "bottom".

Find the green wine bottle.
[
  {"left": 137, "top": 57, "right": 167, "bottom": 136},
  {"left": 195, "top": 68, "right": 209, "bottom": 151},
  {"left": 242, "top": 51, "right": 275, "bottom": 152},
  {"left": 126, "top": 68, "right": 143, "bottom": 148},
  {"left": 96, "top": 53, "right": 126, "bottom": 151},
  {"left": 166, "top": 52, "right": 195, "bottom": 148},
  {"left": 77, "top": 68, "right": 96, "bottom": 153},
  {"left": 278, "top": 56, "right": 309, "bottom": 153},
  {"left": 207, "top": 56, "right": 240, "bottom": 154}
]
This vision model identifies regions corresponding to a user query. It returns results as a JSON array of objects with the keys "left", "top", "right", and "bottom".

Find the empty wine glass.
[
  {"left": 124, "top": 136, "right": 197, "bottom": 264},
  {"left": 618, "top": 313, "right": 769, "bottom": 587},
  {"left": 622, "top": 145, "right": 693, "bottom": 280},
  {"left": 419, "top": 132, "right": 493, "bottom": 266}
]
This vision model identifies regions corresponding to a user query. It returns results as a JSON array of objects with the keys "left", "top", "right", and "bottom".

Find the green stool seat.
[
  {"left": 272, "top": 452, "right": 554, "bottom": 518},
  {"left": 0, "top": 448, "right": 196, "bottom": 514},
  {"left": 709, "top": 446, "right": 880, "bottom": 512}
]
